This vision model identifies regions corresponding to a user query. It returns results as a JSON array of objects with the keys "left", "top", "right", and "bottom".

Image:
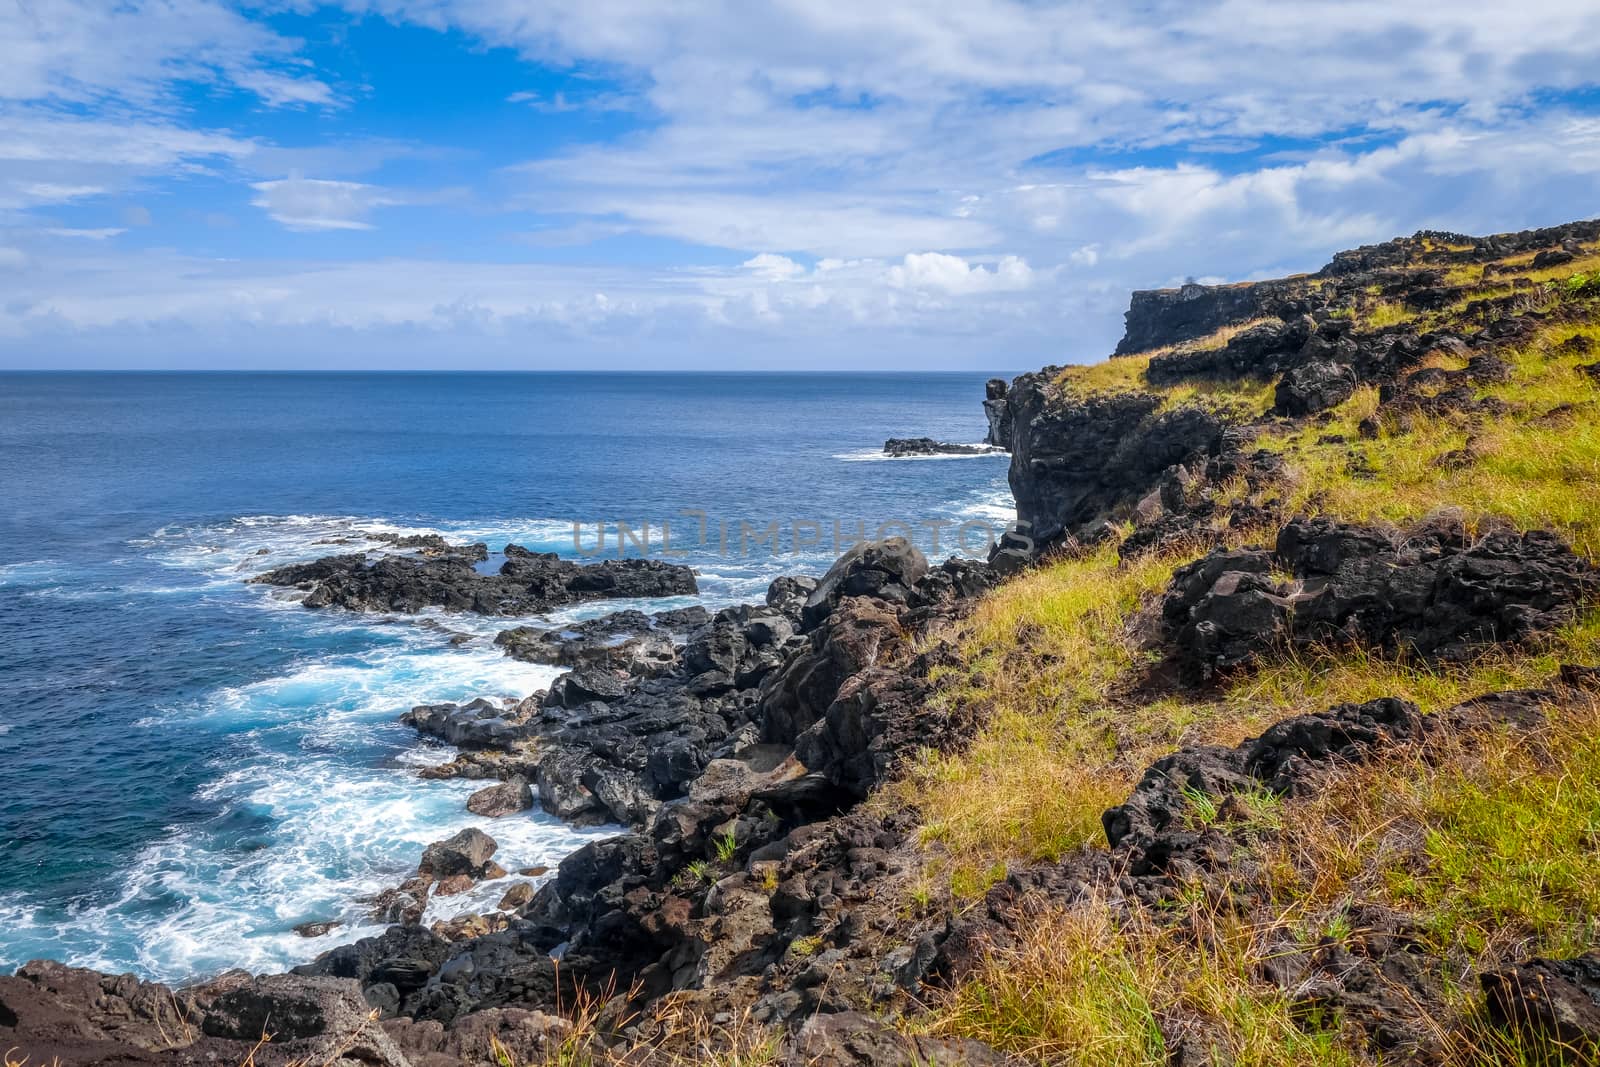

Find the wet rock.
[
  {"left": 369, "top": 879, "right": 432, "bottom": 925},
  {"left": 497, "top": 882, "right": 536, "bottom": 910},
  {"left": 882, "top": 437, "right": 1004, "bottom": 457},
  {"left": 430, "top": 913, "right": 508, "bottom": 943},
  {"left": 294, "top": 920, "right": 342, "bottom": 938},
  {"left": 253, "top": 545, "right": 696, "bottom": 617},
  {"left": 466, "top": 778, "right": 533, "bottom": 817},
  {"left": 402, "top": 697, "right": 536, "bottom": 750},
  {"left": 420, "top": 829, "right": 499, "bottom": 880}
]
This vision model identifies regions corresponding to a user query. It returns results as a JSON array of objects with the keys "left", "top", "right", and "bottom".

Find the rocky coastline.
[{"left": 8, "top": 217, "right": 1600, "bottom": 1066}]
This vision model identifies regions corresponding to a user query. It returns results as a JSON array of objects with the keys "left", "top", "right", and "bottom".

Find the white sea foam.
[
  {"left": 0, "top": 750, "right": 615, "bottom": 981},
  {"left": 0, "top": 517, "right": 623, "bottom": 982},
  {"left": 0, "top": 559, "right": 66, "bottom": 587},
  {"left": 0, "top": 626, "right": 601, "bottom": 982}
]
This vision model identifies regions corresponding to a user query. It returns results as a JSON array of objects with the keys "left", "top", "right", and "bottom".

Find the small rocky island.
[{"left": 881, "top": 437, "right": 1005, "bottom": 457}]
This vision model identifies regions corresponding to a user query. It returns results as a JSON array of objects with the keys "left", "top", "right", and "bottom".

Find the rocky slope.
[{"left": 7, "top": 217, "right": 1600, "bottom": 1066}]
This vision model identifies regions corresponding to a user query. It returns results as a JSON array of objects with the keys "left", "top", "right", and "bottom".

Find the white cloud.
[
  {"left": 0, "top": 111, "right": 254, "bottom": 212},
  {"left": 505, "top": 89, "right": 640, "bottom": 113},
  {"left": 43, "top": 227, "right": 125, "bottom": 239},
  {"left": 0, "top": 247, "right": 27, "bottom": 271},
  {"left": 886, "top": 252, "right": 1035, "bottom": 294},
  {"left": 0, "top": 0, "right": 333, "bottom": 107},
  {"left": 741, "top": 253, "right": 805, "bottom": 280},
  {"left": 250, "top": 173, "right": 399, "bottom": 231}
]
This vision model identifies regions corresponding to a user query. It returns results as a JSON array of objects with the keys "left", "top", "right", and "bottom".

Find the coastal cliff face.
[
  {"left": 1113, "top": 278, "right": 1307, "bottom": 356},
  {"left": 9, "top": 218, "right": 1600, "bottom": 1067},
  {"left": 994, "top": 217, "right": 1600, "bottom": 555}
]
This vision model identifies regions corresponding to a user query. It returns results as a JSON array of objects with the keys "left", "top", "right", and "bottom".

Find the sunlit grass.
[{"left": 911, "top": 237, "right": 1600, "bottom": 1062}]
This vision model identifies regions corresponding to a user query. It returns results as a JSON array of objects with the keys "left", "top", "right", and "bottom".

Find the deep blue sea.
[{"left": 0, "top": 372, "right": 1012, "bottom": 983}]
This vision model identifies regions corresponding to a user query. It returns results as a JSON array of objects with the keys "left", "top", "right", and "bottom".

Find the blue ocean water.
[{"left": 0, "top": 372, "right": 1012, "bottom": 983}]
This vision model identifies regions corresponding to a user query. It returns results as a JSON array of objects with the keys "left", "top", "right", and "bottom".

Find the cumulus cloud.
[
  {"left": 250, "top": 173, "right": 399, "bottom": 231},
  {"left": 886, "top": 252, "right": 1035, "bottom": 294},
  {"left": 741, "top": 253, "right": 805, "bottom": 280}
]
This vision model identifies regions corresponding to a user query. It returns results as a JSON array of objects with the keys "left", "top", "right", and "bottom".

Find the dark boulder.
[
  {"left": 419, "top": 828, "right": 499, "bottom": 880},
  {"left": 1531, "top": 248, "right": 1577, "bottom": 270},
  {"left": 1481, "top": 954, "right": 1600, "bottom": 1050},
  {"left": 401, "top": 697, "right": 536, "bottom": 750},
  {"left": 767, "top": 575, "right": 820, "bottom": 619},
  {"left": 1162, "top": 517, "right": 1597, "bottom": 679},
  {"left": 466, "top": 778, "right": 533, "bottom": 817},
  {"left": 546, "top": 668, "right": 631, "bottom": 707},
  {"left": 801, "top": 538, "right": 928, "bottom": 630},
  {"left": 763, "top": 596, "right": 905, "bottom": 745},
  {"left": 1273, "top": 359, "right": 1357, "bottom": 416}
]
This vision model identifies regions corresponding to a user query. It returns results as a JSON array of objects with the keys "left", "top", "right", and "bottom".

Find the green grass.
[{"left": 1391, "top": 709, "right": 1600, "bottom": 957}]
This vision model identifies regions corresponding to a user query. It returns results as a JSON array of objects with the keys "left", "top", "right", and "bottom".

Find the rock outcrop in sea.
[{"left": 253, "top": 542, "right": 697, "bottom": 616}]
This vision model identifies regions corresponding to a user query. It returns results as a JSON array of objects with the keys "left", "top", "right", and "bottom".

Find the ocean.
[{"left": 0, "top": 371, "right": 1012, "bottom": 983}]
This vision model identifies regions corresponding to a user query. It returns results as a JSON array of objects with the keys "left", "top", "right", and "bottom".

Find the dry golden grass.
[
  {"left": 1073, "top": 316, "right": 1279, "bottom": 371},
  {"left": 884, "top": 544, "right": 1200, "bottom": 887},
  {"left": 485, "top": 986, "right": 781, "bottom": 1067},
  {"left": 926, "top": 891, "right": 1356, "bottom": 1066}
]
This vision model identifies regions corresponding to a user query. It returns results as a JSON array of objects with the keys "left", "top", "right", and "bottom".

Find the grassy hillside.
[{"left": 890, "top": 234, "right": 1600, "bottom": 1064}]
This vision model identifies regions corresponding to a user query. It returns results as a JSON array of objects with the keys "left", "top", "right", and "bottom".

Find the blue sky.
[{"left": 2, "top": 1, "right": 1599, "bottom": 369}]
